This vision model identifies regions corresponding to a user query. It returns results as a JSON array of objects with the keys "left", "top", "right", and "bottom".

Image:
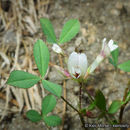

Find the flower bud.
[
  {"left": 101, "top": 38, "right": 118, "bottom": 57},
  {"left": 53, "top": 64, "right": 71, "bottom": 78},
  {"left": 68, "top": 52, "right": 88, "bottom": 79},
  {"left": 89, "top": 55, "right": 104, "bottom": 73},
  {"left": 88, "top": 38, "right": 118, "bottom": 74},
  {"left": 52, "top": 44, "right": 62, "bottom": 54}
]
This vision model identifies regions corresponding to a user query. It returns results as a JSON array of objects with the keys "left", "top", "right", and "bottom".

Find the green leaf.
[
  {"left": 26, "top": 110, "right": 42, "bottom": 122},
  {"left": 111, "top": 42, "right": 119, "bottom": 66},
  {"left": 86, "top": 101, "right": 96, "bottom": 111},
  {"left": 42, "top": 80, "right": 62, "bottom": 97},
  {"left": 109, "top": 58, "right": 116, "bottom": 67},
  {"left": 118, "top": 60, "right": 130, "bottom": 72},
  {"left": 42, "top": 95, "right": 56, "bottom": 115},
  {"left": 108, "top": 100, "right": 123, "bottom": 114},
  {"left": 33, "top": 40, "right": 50, "bottom": 77},
  {"left": 59, "top": 19, "right": 80, "bottom": 44},
  {"left": 6, "top": 70, "right": 40, "bottom": 88},
  {"left": 111, "top": 120, "right": 118, "bottom": 125},
  {"left": 44, "top": 115, "right": 61, "bottom": 126},
  {"left": 95, "top": 90, "right": 106, "bottom": 111},
  {"left": 80, "top": 108, "right": 86, "bottom": 115},
  {"left": 40, "top": 18, "right": 57, "bottom": 43}
]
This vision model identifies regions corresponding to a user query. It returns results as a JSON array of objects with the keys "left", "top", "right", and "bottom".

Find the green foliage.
[
  {"left": 109, "top": 58, "right": 117, "bottom": 67},
  {"left": 111, "top": 120, "right": 118, "bottom": 125},
  {"left": 118, "top": 60, "right": 130, "bottom": 72},
  {"left": 33, "top": 40, "right": 50, "bottom": 77},
  {"left": 59, "top": 19, "right": 80, "bottom": 44},
  {"left": 44, "top": 115, "right": 61, "bottom": 127},
  {"left": 109, "top": 42, "right": 119, "bottom": 67},
  {"left": 42, "top": 95, "right": 56, "bottom": 115},
  {"left": 40, "top": 18, "right": 57, "bottom": 43},
  {"left": 86, "top": 101, "right": 96, "bottom": 111},
  {"left": 80, "top": 108, "right": 86, "bottom": 115},
  {"left": 96, "top": 112, "right": 105, "bottom": 120},
  {"left": 26, "top": 110, "right": 42, "bottom": 122},
  {"left": 95, "top": 90, "right": 106, "bottom": 111},
  {"left": 42, "top": 80, "right": 62, "bottom": 97},
  {"left": 108, "top": 100, "right": 123, "bottom": 114},
  {"left": 6, "top": 70, "right": 40, "bottom": 88}
]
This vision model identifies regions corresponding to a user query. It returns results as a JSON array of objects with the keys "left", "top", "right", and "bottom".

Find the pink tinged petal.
[
  {"left": 64, "top": 70, "right": 71, "bottom": 78},
  {"left": 101, "top": 38, "right": 110, "bottom": 56},
  {"left": 108, "top": 39, "right": 118, "bottom": 52},
  {"left": 102, "top": 38, "right": 107, "bottom": 50},
  {"left": 53, "top": 65, "right": 71, "bottom": 78}
]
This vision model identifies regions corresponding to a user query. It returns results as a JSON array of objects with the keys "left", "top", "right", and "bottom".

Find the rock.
[
  {"left": 115, "top": 2, "right": 123, "bottom": 10},
  {"left": 110, "top": 9, "right": 120, "bottom": 16},
  {"left": 66, "top": 80, "right": 79, "bottom": 90},
  {"left": 2, "top": 29, "right": 17, "bottom": 45},
  {"left": 67, "top": 46, "right": 75, "bottom": 54},
  {"left": 74, "top": 86, "right": 79, "bottom": 93},
  {"left": 48, "top": 68, "right": 65, "bottom": 84}
]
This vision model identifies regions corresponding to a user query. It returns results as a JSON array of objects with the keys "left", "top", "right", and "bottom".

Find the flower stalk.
[{"left": 61, "top": 96, "right": 87, "bottom": 129}]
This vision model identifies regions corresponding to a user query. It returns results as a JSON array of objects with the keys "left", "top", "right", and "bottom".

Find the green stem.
[
  {"left": 61, "top": 96, "right": 87, "bottom": 129},
  {"left": 119, "top": 87, "right": 129, "bottom": 123},
  {"left": 79, "top": 83, "right": 82, "bottom": 110},
  {"left": 105, "top": 114, "right": 113, "bottom": 124},
  {"left": 61, "top": 96, "right": 79, "bottom": 113}
]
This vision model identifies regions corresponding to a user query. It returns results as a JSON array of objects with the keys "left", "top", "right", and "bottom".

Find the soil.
[{"left": 0, "top": 0, "right": 130, "bottom": 130}]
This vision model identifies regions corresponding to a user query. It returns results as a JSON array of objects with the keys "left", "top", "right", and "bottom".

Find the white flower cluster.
[{"left": 51, "top": 38, "right": 118, "bottom": 79}]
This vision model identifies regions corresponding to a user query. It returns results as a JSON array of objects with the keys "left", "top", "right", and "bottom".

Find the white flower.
[
  {"left": 101, "top": 38, "right": 118, "bottom": 56},
  {"left": 68, "top": 52, "right": 88, "bottom": 79},
  {"left": 52, "top": 44, "right": 62, "bottom": 54},
  {"left": 88, "top": 38, "right": 118, "bottom": 74}
]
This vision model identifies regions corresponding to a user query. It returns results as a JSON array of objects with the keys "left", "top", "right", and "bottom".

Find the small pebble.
[
  {"left": 115, "top": 2, "right": 123, "bottom": 10},
  {"left": 67, "top": 46, "right": 75, "bottom": 53},
  {"left": 110, "top": 9, "right": 120, "bottom": 16},
  {"left": 74, "top": 86, "right": 79, "bottom": 93}
]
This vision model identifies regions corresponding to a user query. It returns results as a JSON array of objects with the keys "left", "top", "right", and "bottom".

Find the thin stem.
[
  {"left": 81, "top": 82, "right": 94, "bottom": 103},
  {"left": 119, "top": 87, "right": 129, "bottom": 123},
  {"left": 85, "top": 89, "right": 94, "bottom": 102},
  {"left": 58, "top": 54, "right": 63, "bottom": 67},
  {"left": 105, "top": 114, "right": 113, "bottom": 124},
  {"left": 60, "top": 81, "right": 66, "bottom": 130},
  {"left": 61, "top": 96, "right": 87, "bottom": 129},
  {"left": 79, "top": 83, "right": 82, "bottom": 110},
  {"left": 58, "top": 54, "right": 67, "bottom": 130},
  {"left": 61, "top": 96, "right": 79, "bottom": 113}
]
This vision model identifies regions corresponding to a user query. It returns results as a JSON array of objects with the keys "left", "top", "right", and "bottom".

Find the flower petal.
[
  {"left": 108, "top": 40, "right": 118, "bottom": 52},
  {"left": 68, "top": 52, "right": 87, "bottom": 78},
  {"left": 53, "top": 64, "right": 71, "bottom": 78},
  {"left": 102, "top": 38, "right": 107, "bottom": 50},
  {"left": 68, "top": 52, "right": 79, "bottom": 78},
  {"left": 101, "top": 38, "right": 111, "bottom": 56},
  {"left": 52, "top": 44, "right": 62, "bottom": 53},
  {"left": 78, "top": 53, "right": 88, "bottom": 77}
]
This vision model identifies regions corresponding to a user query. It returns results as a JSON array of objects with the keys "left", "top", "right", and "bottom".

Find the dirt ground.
[{"left": 0, "top": 0, "right": 130, "bottom": 130}]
